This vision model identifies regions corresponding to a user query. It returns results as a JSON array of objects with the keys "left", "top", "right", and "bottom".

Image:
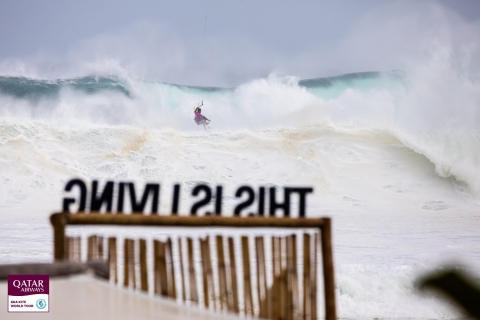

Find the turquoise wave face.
[
  {"left": 0, "top": 76, "right": 132, "bottom": 102},
  {"left": 299, "top": 71, "right": 405, "bottom": 99},
  {"left": 0, "top": 71, "right": 406, "bottom": 104}
]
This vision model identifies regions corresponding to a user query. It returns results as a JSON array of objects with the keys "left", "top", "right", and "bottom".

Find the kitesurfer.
[{"left": 194, "top": 101, "right": 210, "bottom": 125}]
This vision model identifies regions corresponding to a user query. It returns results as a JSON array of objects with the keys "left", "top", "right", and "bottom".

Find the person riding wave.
[{"left": 194, "top": 101, "right": 210, "bottom": 125}]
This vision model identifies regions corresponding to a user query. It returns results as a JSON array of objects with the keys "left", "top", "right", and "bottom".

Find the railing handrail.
[
  {"left": 51, "top": 212, "right": 328, "bottom": 228},
  {"left": 50, "top": 212, "right": 336, "bottom": 319}
]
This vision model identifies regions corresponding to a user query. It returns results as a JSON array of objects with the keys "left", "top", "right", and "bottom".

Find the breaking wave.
[{"left": 1, "top": 62, "right": 479, "bottom": 197}]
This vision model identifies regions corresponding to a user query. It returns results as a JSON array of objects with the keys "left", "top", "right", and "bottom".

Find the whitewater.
[{"left": 1, "top": 55, "right": 480, "bottom": 319}]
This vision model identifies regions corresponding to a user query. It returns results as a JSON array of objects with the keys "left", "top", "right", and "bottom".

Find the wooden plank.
[
  {"left": 153, "top": 240, "right": 161, "bottom": 296},
  {"left": 228, "top": 237, "right": 239, "bottom": 314},
  {"left": 130, "top": 239, "right": 136, "bottom": 289},
  {"left": 241, "top": 236, "right": 253, "bottom": 317},
  {"left": 108, "top": 237, "right": 117, "bottom": 283},
  {"left": 87, "top": 235, "right": 95, "bottom": 261},
  {"left": 311, "top": 233, "right": 318, "bottom": 320},
  {"left": 187, "top": 238, "right": 198, "bottom": 303},
  {"left": 139, "top": 239, "right": 148, "bottom": 292},
  {"left": 178, "top": 238, "right": 186, "bottom": 302},
  {"left": 303, "top": 233, "right": 311, "bottom": 320},
  {"left": 124, "top": 238, "right": 129, "bottom": 288},
  {"left": 60, "top": 213, "right": 327, "bottom": 229},
  {"left": 97, "top": 236, "right": 104, "bottom": 260},
  {"left": 124, "top": 238, "right": 135, "bottom": 289},
  {"left": 166, "top": 238, "right": 177, "bottom": 299},
  {"left": 224, "top": 240, "right": 234, "bottom": 313},
  {"left": 286, "top": 235, "right": 294, "bottom": 320},
  {"left": 94, "top": 235, "right": 100, "bottom": 260},
  {"left": 271, "top": 237, "right": 277, "bottom": 320},
  {"left": 200, "top": 238, "right": 210, "bottom": 308},
  {"left": 272, "top": 236, "right": 280, "bottom": 320},
  {"left": 204, "top": 237, "right": 215, "bottom": 309},
  {"left": 281, "top": 268, "right": 288, "bottom": 320},
  {"left": 291, "top": 234, "right": 300, "bottom": 319},
  {"left": 255, "top": 236, "right": 267, "bottom": 319},
  {"left": 320, "top": 219, "right": 336, "bottom": 320},
  {"left": 279, "top": 237, "right": 286, "bottom": 320},
  {"left": 216, "top": 235, "right": 228, "bottom": 311},
  {"left": 158, "top": 241, "right": 168, "bottom": 297}
]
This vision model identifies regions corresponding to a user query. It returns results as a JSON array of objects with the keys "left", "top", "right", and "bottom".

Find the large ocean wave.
[{"left": 1, "top": 66, "right": 479, "bottom": 197}]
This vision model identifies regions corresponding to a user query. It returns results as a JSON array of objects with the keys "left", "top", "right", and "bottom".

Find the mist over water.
[{"left": 1, "top": 49, "right": 480, "bottom": 318}]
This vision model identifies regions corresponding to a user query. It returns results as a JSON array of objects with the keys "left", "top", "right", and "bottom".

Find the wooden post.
[
  {"left": 272, "top": 236, "right": 281, "bottom": 320},
  {"left": 87, "top": 235, "right": 95, "bottom": 261},
  {"left": 204, "top": 237, "right": 215, "bottom": 309},
  {"left": 286, "top": 235, "right": 294, "bottom": 320},
  {"left": 178, "top": 238, "right": 186, "bottom": 302},
  {"left": 124, "top": 238, "right": 135, "bottom": 289},
  {"left": 200, "top": 238, "right": 210, "bottom": 308},
  {"left": 321, "top": 219, "right": 336, "bottom": 320},
  {"left": 228, "top": 237, "right": 239, "bottom": 314},
  {"left": 139, "top": 239, "right": 148, "bottom": 292},
  {"left": 187, "top": 238, "right": 198, "bottom": 303},
  {"left": 311, "top": 233, "right": 318, "bottom": 320},
  {"left": 303, "top": 234, "right": 311, "bottom": 320},
  {"left": 108, "top": 237, "right": 117, "bottom": 283},
  {"left": 291, "top": 234, "right": 300, "bottom": 319},
  {"left": 225, "top": 237, "right": 234, "bottom": 312},
  {"left": 159, "top": 241, "right": 168, "bottom": 297},
  {"left": 241, "top": 236, "right": 253, "bottom": 317},
  {"left": 216, "top": 235, "right": 228, "bottom": 310},
  {"left": 97, "top": 236, "right": 104, "bottom": 260},
  {"left": 130, "top": 239, "right": 136, "bottom": 289},
  {"left": 124, "top": 238, "right": 129, "bottom": 288},
  {"left": 166, "top": 238, "right": 177, "bottom": 299},
  {"left": 255, "top": 236, "right": 268, "bottom": 319},
  {"left": 279, "top": 237, "right": 286, "bottom": 320},
  {"left": 154, "top": 240, "right": 161, "bottom": 296},
  {"left": 94, "top": 235, "right": 99, "bottom": 259},
  {"left": 50, "top": 213, "right": 67, "bottom": 261}
]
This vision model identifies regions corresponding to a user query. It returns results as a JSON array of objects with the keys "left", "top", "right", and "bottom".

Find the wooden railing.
[{"left": 50, "top": 213, "right": 336, "bottom": 319}]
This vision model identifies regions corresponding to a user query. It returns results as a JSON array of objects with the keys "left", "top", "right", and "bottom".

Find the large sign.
[{"left": 62, "top": 179, "right": 313, "bottom": 217}]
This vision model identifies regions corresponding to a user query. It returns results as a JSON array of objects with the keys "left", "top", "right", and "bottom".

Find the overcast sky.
[{"left": 0, "top": 0, "right": 479, "bottom": 86}]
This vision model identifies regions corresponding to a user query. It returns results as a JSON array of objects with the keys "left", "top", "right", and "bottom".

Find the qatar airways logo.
[
  {"left": 8, "top": 275, "right": 49, "bottom": 313},
  {"left": 12, "top": 279, "right": 45, "bottom": 293}
]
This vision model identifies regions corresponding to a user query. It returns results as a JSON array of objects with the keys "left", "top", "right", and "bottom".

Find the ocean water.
[{"left": 1, "top": 58, "right": 480, "bottom": 319}]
